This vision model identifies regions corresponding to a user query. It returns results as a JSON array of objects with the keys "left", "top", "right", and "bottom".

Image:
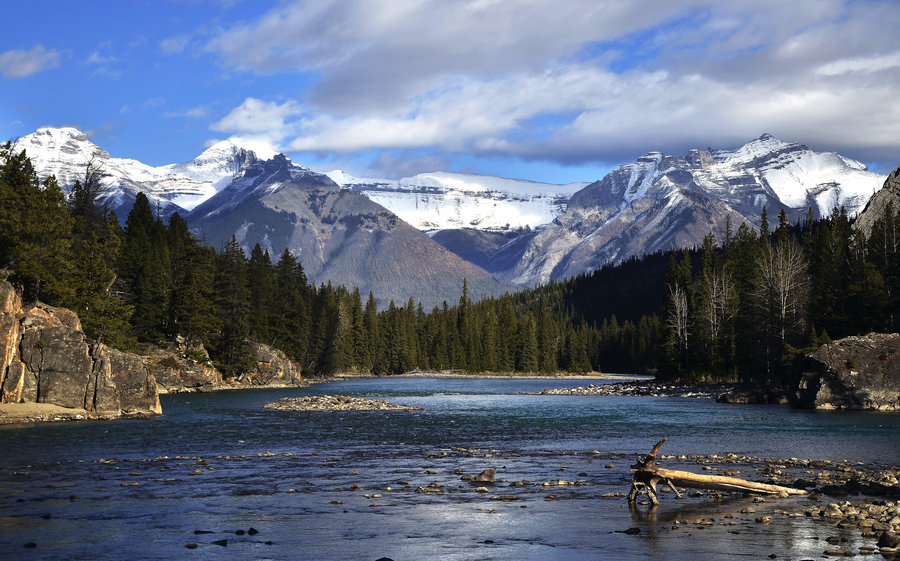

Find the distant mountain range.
[
  {"left": 14, "top": 127, "right": 259, "bottom": 223},
  {"left": 503, "top": 134, "right": 886, "bottom": 285},
  {"left": 13, "top": 127, "right": 888, "bottom": 301}
]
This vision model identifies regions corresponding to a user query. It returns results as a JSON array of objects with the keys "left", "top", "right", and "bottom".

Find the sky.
[{"left": 2, "top": 0, "right": 899, "bottom": 183}]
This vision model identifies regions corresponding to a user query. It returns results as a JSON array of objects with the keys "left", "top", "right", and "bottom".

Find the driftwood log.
[{"left": 628, "top": 438, "right": 807, "bottom": 505}]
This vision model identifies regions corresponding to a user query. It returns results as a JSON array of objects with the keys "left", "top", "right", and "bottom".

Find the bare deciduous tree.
[
  {"left": 697, "top": 264, "right": 738, "bottom": 349},
  {"left": 754, "top": 239, "right": 809, "bottom": 352},
  {"left": 667, "top": 282, "right": 689, "bottom": 370}
]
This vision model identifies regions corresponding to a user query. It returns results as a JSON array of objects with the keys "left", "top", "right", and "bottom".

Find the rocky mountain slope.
[
  {"left": 853, "top": 167, "right": 900, "bottom": 237},
  {"left": 505, "top": 135, "right": 886, "bottom": 285},
  {"left": 189, "top": 155, "right": 508, "bottom": 308},
  {"left": 14, "top": 127, "right": 507, "bottom": 307}
]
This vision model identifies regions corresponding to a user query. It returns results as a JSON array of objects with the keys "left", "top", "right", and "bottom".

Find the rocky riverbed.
[
  {"left": 264, "top": 395, "right": 423, "bottom": 412},
  {"left": 630, "top": 451, "right": 900, "bottom": 557}
]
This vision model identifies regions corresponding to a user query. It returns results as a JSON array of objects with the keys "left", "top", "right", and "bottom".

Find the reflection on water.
[{"left": 0, "top": 376, "right": 897, "bottom": 560}]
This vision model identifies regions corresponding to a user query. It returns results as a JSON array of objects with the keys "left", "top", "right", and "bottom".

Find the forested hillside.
[{"left": 2, "top": 143, "right": 897, "bottom": 383}]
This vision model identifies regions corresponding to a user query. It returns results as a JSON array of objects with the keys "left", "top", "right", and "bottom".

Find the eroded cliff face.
[
  {"left": 0, "top": 281, "right": 161, "bottom": 418},
  {"left": 796, "top": 333, "right": 900, "bottom": 410},
  {"left": 150, "top": 342, "right": 222, "bottom": 394},
  {"left": 242, "top": 342, "right": 303, "bottom": 387},
  {"left": 150, "top": 340, "right": 303, "bottom": 393}
]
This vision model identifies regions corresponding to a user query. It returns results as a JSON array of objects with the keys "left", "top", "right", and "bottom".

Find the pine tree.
[
  {"left": 272, "top": 249, "right": 309, "bottom": 364},
  {"left": 120, "top": 193, "right": 171, "bottom": 341},
  {"left": 247, "top": 244, "right": 276, "bottom": 342},
  {"left": 0, "top": 145, "right": 74, "bottom": 303},
  {"left": 363, "top": 292, "right": 381, "bottom": 373},
  {"left": 517, "top": 312, "right": 539, "bottom": 372},
  {"left": 212, "top": 236, "right": 254, "bottom": 378}
]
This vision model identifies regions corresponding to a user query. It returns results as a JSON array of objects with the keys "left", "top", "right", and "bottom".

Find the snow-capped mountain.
[
  {"left": 12, "top": 127, "right": 890, "bottom": 295},
  {"left": 326, "top": 170, "right": 587, "bottom": 233},
  {"left": 506, "top": 134, "right": 886, "bottom": 285},
  {"left": 189, "top": 156, "right": 509, "bottom": 308},
  {"left": 13, "top": 127, "right": 261, "bottom": 221}
]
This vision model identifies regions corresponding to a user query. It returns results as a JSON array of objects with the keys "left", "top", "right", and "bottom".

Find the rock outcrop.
[
  {"left": 150, "top": 342, "right": 222, "bottom": 393},
  {"left": 235, "top": 343, "right": 303, "bottom": 387},
  {"left": 151, "top": 341, "right": 303, "bottom": 392},
  {"left": 794, "top": 333, "right": 900, "bottom": 410},
  {"left": 0, "top": 281, "right": 161, "bottom": 420},
  {"left": 853, "top": 167, "right": 900, "bottom": 237}
]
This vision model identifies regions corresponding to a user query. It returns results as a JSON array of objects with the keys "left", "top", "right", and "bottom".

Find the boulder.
[
  {"left": 91, "top": 345, "right": 162, "bottom": 416},
  {"left": 20, "top": 326, "right": 93, "bottom": 409},
  {"left": 794, "top": 333, "right": 900, "bottom": 410},
  {"left": 0, "top": 280, "right": 161, "bottom": 420}
]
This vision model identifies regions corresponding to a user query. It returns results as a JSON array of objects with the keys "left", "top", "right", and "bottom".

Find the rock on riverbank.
[
  {"left": 0, "top": 281, "right": 161, "bottom": 423},
  {"left": 795, "top": 333, "right": 900, "bottom": 410},
  {"left": 264, "top": 395, "right": 422, "bottom": 412}
]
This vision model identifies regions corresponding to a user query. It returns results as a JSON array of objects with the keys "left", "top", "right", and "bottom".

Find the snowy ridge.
[
  {"left": 507, "top": 134, "right": 887, "bottom": 286},
  {"left": 327, "top": 170, "right": 587, "bottom": 232},
  {"left": 13, "top": 127, "right": 260, "bottom": 218}
]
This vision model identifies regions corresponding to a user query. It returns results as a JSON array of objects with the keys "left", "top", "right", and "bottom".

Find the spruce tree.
[
  {"left": 272, "top": 249, "right": 309, "bottom": 364},
  {"left": 0, "top": 145, "right": 74, "bottom": 303},
  {"left": 213, "top": 236, "right": 254, "bottom": 378}
]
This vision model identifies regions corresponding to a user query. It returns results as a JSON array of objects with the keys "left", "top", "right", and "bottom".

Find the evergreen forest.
[{"left": 2, "top": 143, "right": 897, "bottom": 385}]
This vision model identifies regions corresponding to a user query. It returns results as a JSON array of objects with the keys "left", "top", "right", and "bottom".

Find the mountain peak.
[
  {"left": 200, "top": 137, "right": 278, "bottom": 162},
  {"left": 19, "top": 126, "right": 109, "bottom": 159},
  {"left": 33, "top": 125, "right": 90, "bottom": 141}
]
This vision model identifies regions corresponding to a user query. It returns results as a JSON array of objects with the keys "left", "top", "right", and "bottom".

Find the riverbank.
[{"left": 0, "top": 402, "right": 160, "bottom": 425}]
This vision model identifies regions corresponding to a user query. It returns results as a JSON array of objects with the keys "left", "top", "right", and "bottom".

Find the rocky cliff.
[
  {"left": 0, "top": 281, "right": 161, "bottom": 419},
  {"left": 853, "top": 167, "right": 900, "bottom": 237},
  {"left": 795, "top": 333, "right": 900, "bottom": 410}
]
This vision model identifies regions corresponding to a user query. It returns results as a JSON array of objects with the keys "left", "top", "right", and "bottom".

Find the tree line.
[
  {"left": 2, "top": 143, "right": 895, "bottom": 382},
  {"left": 563, "top": 200, "right": 899, "bottom": 384},
  {"left": 0, "top": 143, "right": 632, "bottom": 377}
]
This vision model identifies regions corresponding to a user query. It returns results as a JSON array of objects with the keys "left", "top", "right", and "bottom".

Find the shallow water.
[{"left": 0, "top": 377, "right": 897, "bottom": 560}]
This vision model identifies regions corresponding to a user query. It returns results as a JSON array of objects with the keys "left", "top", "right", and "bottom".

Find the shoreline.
[
  {"left": 0, "top": 402, "right": 104, "bottom": 425},
  {"left": 326, "top": 370, "right": 654, "bottom": 382}
]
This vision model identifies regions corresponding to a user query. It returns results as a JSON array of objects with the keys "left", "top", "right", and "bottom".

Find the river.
[{"left": 0, "top": 376, "right": 897, "bottom": 560}]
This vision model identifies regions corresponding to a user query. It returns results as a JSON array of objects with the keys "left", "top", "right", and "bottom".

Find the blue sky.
[{"left": 2, "top": 0, "right": 899, "bottom": 182}]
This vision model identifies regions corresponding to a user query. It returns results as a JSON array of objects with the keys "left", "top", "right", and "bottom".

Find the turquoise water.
[{"left": 0, "top": 377, "right": 897, "bottom": 560}]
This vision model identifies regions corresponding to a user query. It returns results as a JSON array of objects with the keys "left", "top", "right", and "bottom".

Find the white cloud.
[
  {"left": 0, "top": 45, "right": 61, "bottom": 79},
  {"left": 205, "top": 0, "right": 900, "bottom": 166},
  {"left": 160, "top": 34, "right": 191, "bottom": 55},
  {"left": 211, "top": 98, "right": 304, "bottom": 143},
  {"left": 816, "top": 51, "right": 900, "bottom": 76},
  {"left": 86, "top": 50, "right": 116, "bottom": 66},
  {"left": 164, "top": 106, "right": 209, "bottom": 118}
]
